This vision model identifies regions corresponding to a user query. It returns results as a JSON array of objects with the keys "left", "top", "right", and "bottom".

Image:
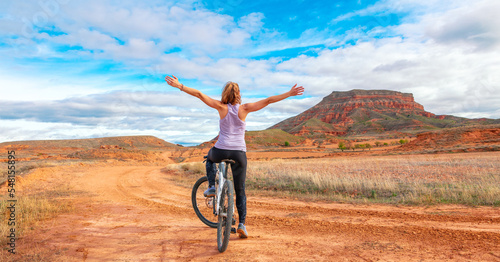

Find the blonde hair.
[{"left": 221, "top": 81, "right": 241, "bottom": 105}]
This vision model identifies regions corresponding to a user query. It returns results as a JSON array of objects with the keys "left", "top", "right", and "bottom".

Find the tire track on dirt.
[
  {"left": 247, "top": 199, "right": 500, "bottom": 237},
  {"left": 249, "top": 199, "right": 500, "bottom": 224},
  {"left": 114, "top": 167, "right": 192, "bottom": 215},
  {"left": 252, "top": 214, "right": 500, "bottom": 250},
  {"left": 241, "top": 197, "right": 500, "bottom": 259}
]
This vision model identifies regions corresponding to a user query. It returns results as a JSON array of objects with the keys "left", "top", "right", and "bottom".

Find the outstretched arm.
[
  {"left": 165, "top": 75, "right": 224, "bottom": 111},
  {"left": 240, "top": 84, "right": 304, "bottom": 118}
]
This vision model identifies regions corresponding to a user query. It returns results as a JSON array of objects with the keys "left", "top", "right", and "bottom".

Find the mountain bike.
[{"left": 191, "top": 157, "right": 236, "bottom": 253}]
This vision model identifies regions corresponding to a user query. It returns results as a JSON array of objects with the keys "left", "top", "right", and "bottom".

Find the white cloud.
[
  {"left": 1, "top": 0, "right": 499, "bottom": 145},
  {"left": 1, "top": 0, "right": 261, "bottom": 62},
  {"left": 238, "top": 12, "right": 265, "bottom": 33},
  {"left": 0, "top": 118, "right": 204, "bottom": 144},
  {"left": 0, "top": 68, "right": 118, "bottom": 101},
  {"left": 423, "top": 0, "right": 500, "bottom": 51}
]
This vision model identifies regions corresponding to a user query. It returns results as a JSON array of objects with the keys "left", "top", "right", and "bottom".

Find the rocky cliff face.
[{"left": 269, "top": 89, "right": 455, "bottom": 136}]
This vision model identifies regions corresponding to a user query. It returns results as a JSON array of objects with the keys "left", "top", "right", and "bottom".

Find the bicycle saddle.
[
  {"left": 220, "top": 159, "right": 236, "bottom": 164},
  {"left": 203, "top": 155, "right": 235, "bottom": 164}
]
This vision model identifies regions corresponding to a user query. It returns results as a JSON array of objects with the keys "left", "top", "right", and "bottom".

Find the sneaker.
[
  {"left": 237, "top": 223, "right": 248, "bottom": 238},
  {"left": 203, "top": 186, "right": 215, "bottom": 197}
]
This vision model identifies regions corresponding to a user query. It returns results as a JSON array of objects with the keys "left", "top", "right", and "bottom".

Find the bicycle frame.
[{"left": 192, "top": 158, "right": 235, "bottom": 252}]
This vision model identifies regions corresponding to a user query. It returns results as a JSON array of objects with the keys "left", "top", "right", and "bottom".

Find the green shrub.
[{"left": 338, "top": 141, "right": 346, "bottom": 151}]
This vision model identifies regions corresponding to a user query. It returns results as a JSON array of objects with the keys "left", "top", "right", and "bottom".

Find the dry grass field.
[
  {"left": 175, "top": 152, "right": 500, "bottom": 206},
  {"left": 0, "top": 166, "right": 75, "bottom": 249}
]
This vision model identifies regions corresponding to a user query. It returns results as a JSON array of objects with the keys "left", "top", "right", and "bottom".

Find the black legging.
[{"left": 206, "top": 147, "right": 247, "bottom": 224}]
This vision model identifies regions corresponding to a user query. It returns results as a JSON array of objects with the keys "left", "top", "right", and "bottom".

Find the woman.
[{"left": 165, "top": 75, "right": 304, "bottom": 238}]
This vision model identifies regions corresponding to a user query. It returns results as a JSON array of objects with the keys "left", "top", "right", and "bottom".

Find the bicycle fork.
[
  {"left": 214, "top": 162, "right": 236, "bottom": 232},
  {"left": 214, "top": 162, "right": 226, "bottom": 217}
]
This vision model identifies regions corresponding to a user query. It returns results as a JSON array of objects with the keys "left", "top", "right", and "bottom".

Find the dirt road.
[{"left": 7, "top": 165, "right": 500, "bottom": 261}]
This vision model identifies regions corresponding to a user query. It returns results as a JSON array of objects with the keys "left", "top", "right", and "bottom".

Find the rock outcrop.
[{"left": 394, "top": 125, "right": 500, "bottom": 153}]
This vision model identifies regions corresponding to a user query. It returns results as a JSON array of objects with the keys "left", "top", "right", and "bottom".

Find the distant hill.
[
  {"left": 245, "top": 129, "right": 305, "bottom": 148},
  {"left": 197, "top": 129, "right": 305, "bottom": 149},
  {"left": 269, "top": 89, "right": 500, "bottom": 136},
  {"left": 0, "top": 135, "right": 179, "bottom": 151}
]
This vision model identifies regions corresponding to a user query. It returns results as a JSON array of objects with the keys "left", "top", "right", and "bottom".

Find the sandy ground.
[{"left": 4, "top": 164, "right": 500, "bottom": 261}]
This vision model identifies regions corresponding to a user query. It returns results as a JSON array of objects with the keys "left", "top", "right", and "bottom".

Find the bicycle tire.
[
  {"left": 191, "top": 176, "right": 218, "bottom": 228},
  {"left": 217, "top": 180, "right": 234, "bottom": 253}
]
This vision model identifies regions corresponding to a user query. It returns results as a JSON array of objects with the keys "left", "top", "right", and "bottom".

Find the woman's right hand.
[
  {"left": 289, "top": 84, "right": 305, "bottom": 97},
  {"left": 165, "top": 75, "right": 182, "bottom": 89}
]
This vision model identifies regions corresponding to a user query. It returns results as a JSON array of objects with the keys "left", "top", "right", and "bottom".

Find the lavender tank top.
[{"left": 214, "top": 103, "right": 247, "bottom": 152}]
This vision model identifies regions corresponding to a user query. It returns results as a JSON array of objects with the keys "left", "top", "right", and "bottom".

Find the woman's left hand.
[
  {"left": 289, "top": 84, "right": 305, "bottom": 96},
  {"left": 165, "top": 75, "right": 182, "bottom": 89}
]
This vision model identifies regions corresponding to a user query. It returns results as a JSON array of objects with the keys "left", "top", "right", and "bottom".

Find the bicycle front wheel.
[
  {"left": 217, "top": 180, "right": 234, "bottom": 253},
  {"left": 191, "top": 176, "right": 218, "bottom": 228}
]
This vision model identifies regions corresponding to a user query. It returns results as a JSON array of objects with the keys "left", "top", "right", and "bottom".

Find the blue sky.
[{"left": 1, "top": 0, "right": 499, "bottom": 145}]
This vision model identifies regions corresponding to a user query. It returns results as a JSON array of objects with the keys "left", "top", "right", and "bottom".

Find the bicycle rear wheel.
[
  {"left": 217, "top": 180, "right": 234, "bottom": 253},
  {"left": 191, "top": 176, "right": 218, "bottom": 228}
]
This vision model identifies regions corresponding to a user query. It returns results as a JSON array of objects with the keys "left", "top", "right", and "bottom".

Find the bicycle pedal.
[{"left": 231, "top": 227, "right": 236, "bottom": 234}]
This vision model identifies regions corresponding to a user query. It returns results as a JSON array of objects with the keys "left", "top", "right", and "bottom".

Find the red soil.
[{"left": 1, "top": 163, "right": 499, "bottom": 261}]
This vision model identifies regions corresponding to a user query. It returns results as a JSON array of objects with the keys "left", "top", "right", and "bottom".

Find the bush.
[
  {"left": 284, "top": 141, "right": 290, "bottom": 147},
  {"left": 338, "top": 141, "right": 346, "bottom": 151}
]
